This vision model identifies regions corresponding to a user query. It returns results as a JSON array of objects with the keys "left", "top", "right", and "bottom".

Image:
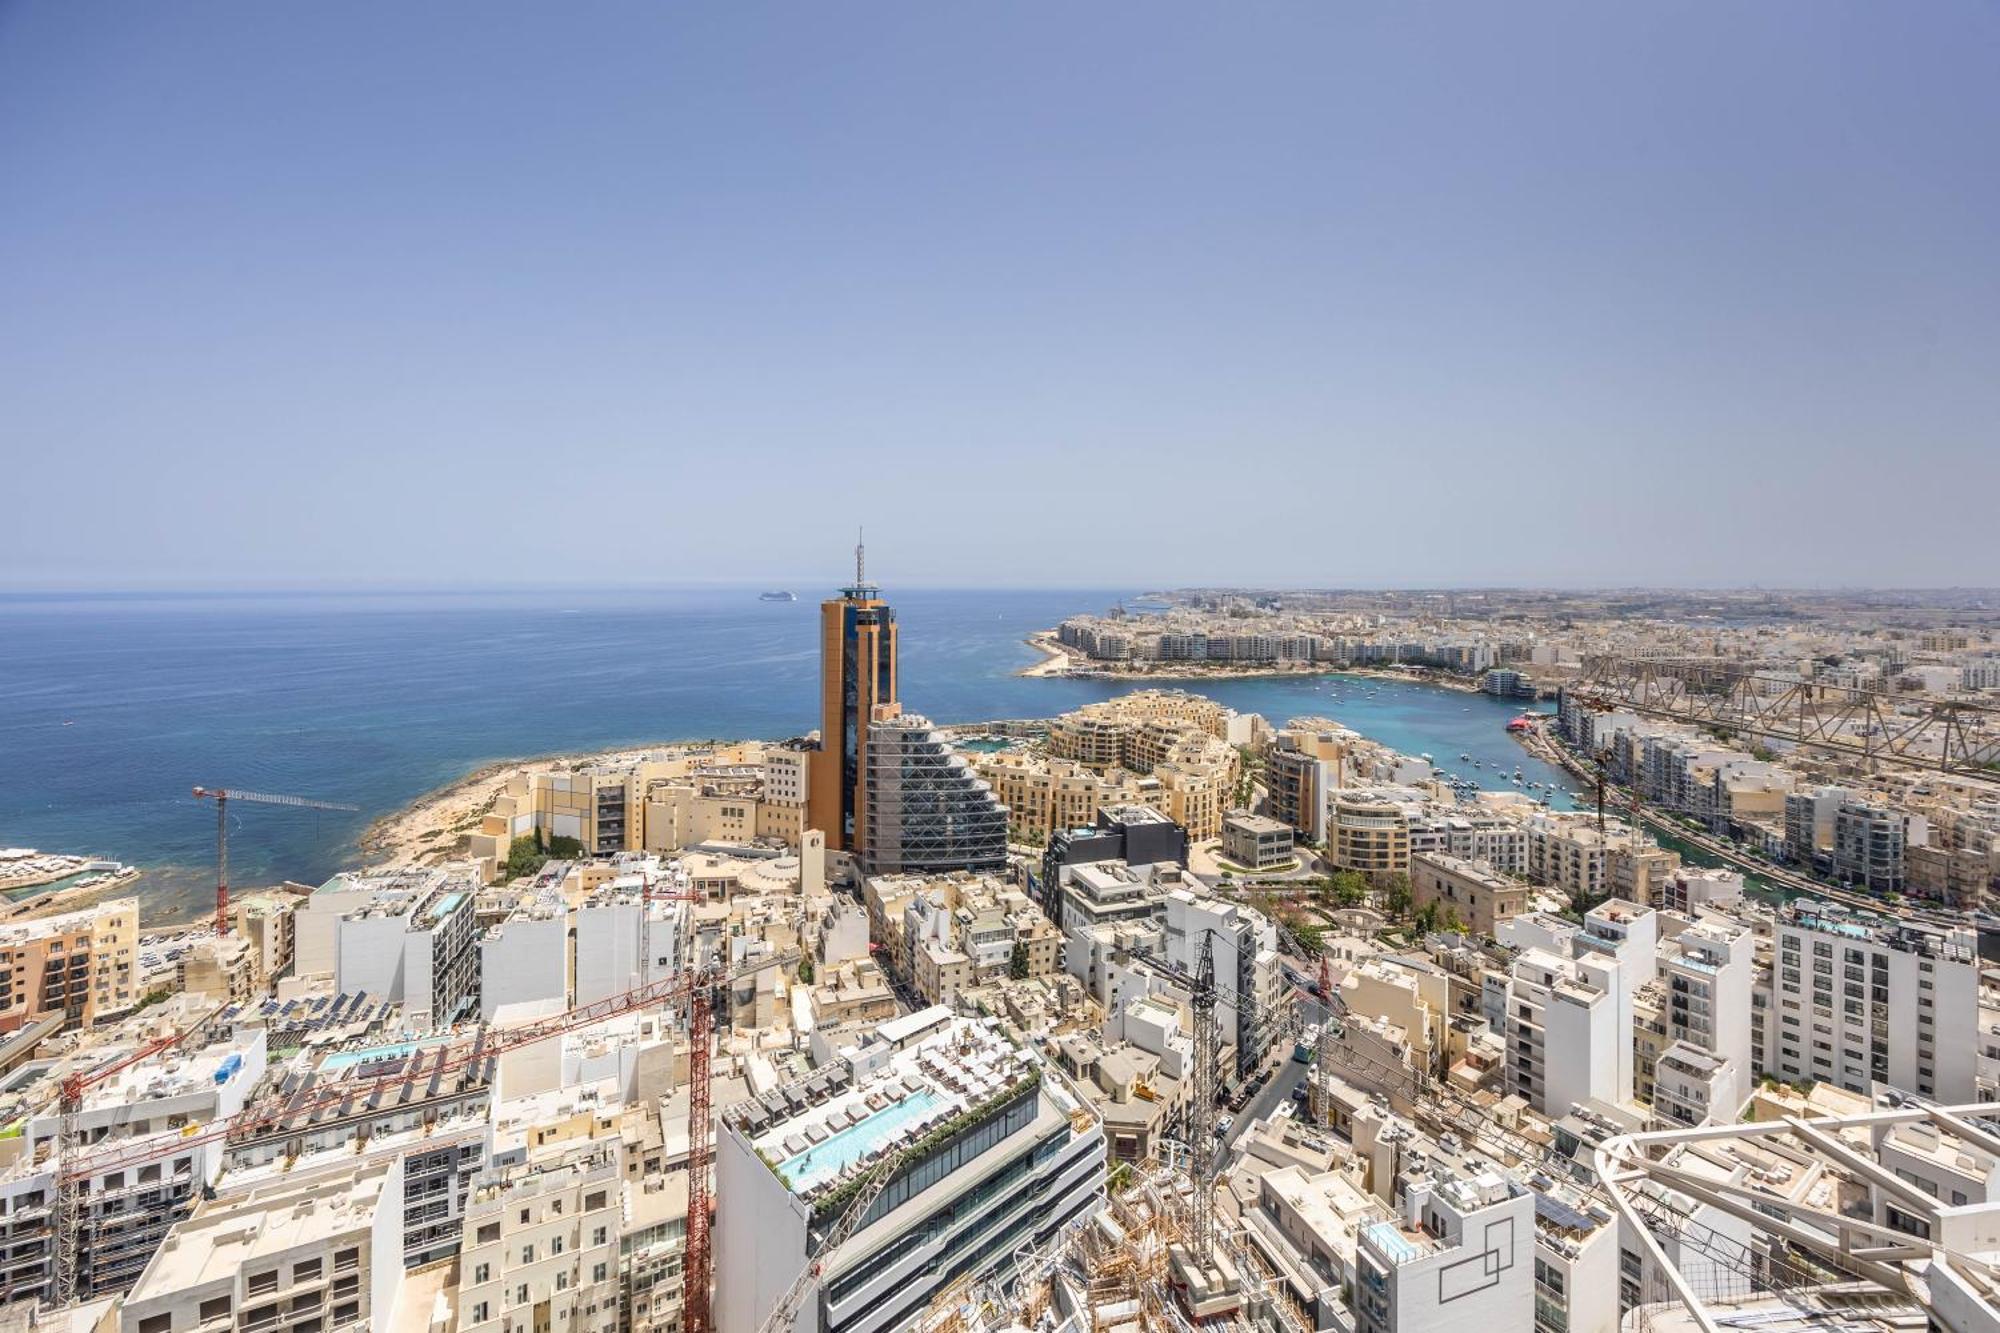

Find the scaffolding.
[{"left": 1597, "top": 1100, "right": 2000, "bottom": 1333}]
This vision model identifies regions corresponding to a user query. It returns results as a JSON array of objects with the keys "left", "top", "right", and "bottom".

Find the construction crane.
[
  {"left": 191, "top": 787, "right": 357, "bottom": 937},
  {"left": 637, "top": 865, "right": 724, "bottom": 1333},
  {"left": 51, "top": 1004, "right": 224, "bottom": 1307},
  {"left": 49, "top": 950, "right": 791, "bottom": 1312}
]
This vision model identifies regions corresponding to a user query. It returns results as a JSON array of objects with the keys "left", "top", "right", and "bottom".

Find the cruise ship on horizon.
[{"left": 759, "top": 590, "right": 796, "bottom": 602}]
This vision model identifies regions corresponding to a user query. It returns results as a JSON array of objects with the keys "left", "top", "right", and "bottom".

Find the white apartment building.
[
  {"left": 119, "top": 1160, "right": 404, "bottom": 1333},
  {"left": 1770, "top": 900, "right": 1979, "bottom": 1101},
  {"left": 0, "top": 1024, "right": 267, "bottom": 1303},
  {"left": 1354, "top": 1172, "right": 1534, "bottom": 1333},
  {"left": 1164, "top": 889, "right": 1283, "bottom": 1079},
  {"left": 765, "top": 744, "right": 811, "bottom": 809},
  {"left": 714, "top": 1015, "right": 1105, "bottom": 1333},
  {"left": 1489, "top": 947, "right": 1621, "bottom": 1118},
  {"left": 1406, "top": 814, "right": 1528, "bottom": 877},
  {"left": 1652, "top": 917, "right": 1754, "bottom": 1123},
  {"left": 295, "top": 865, "right": 481, "bottom": 1029},
  {"left": 479, "top": 886, "right": 570, "bottom": 1020},
  {"left": 457, "top": 1141, "right": 626, "bottom": 1333},
  {"left": 223, "top": 1039, "right": 494, "bottom": 1269},
  {"left": 573, "top": 873, "right": 683, "bottom": 1009}
]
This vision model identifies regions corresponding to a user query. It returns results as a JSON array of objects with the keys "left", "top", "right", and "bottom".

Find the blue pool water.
[
  {"left": 779, "top": 1088, "right": 947, "bottom": 1192},
  {"left": 319, "top": 1035, "right": 452, "bottom": 1072},
  {"left": 1363, "top": 1220, "right": 1425, "bottom": 1264}
]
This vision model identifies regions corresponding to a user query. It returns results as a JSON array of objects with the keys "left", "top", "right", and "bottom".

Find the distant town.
[{"left": 3, "top": 563, "right": 1998, "bottom": 1333}]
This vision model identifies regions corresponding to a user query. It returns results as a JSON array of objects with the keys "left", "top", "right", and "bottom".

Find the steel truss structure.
[
  {"left": 1596, "top": 1100, "right": 2000, "bottom": 1333},
  {"left": 1573, "top": 656, "right": 2000, "bottom": 777}
]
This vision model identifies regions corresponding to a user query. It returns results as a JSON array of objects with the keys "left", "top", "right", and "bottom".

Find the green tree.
[
  {"left": 1291, "top": 922, "right": 1325, "bottom": 956},
  {"left": 1327, "top": 870, "right": 1370, "bottom": 908},
  {"left": 1008, "top": 940, "right": 1031, "bottom": 980},
  {"left": 504, "top": 835, "right": 548, "bottom": 880},
  {"left": 1383, "top": 873, "right": 1413, "bottom": 918},
  {"left": 796, "top": 955, "right": 815, "bottom": 984},
  {"left": 547, "top": 833, "right": 585, "bottom": 858}
]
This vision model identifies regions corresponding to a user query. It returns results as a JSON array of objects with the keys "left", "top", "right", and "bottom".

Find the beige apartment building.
[
  {"left": 1035, "top": 693, "right": 1243, "bottom": 843},
  {"left": 1329, "top": 793, "right": 1411, "bottom": 878},
  {"left": 976, "top": 753, "right": 1148, "bottom": 844},
  {"left": 1410, "top": 852, "right": 1527, "bottom": 936},
  {"left": 471, "top": 743, "right": 814, "bottom": 881},
  {"left": 0, "top": 897, "right": 139, "bottom": 1033}
]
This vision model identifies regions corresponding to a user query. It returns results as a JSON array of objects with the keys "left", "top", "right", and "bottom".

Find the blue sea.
[{"left": 0, "top": 586, "right": 1576, "bottom": 922}]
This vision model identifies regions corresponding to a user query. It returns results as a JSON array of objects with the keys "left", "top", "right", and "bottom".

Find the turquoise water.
[
  {"left": 0, "top": 586, "right": 1579, "bottom": 921},
  {"left": 1363, "top": 1220, "right": 1425, "bottom": 1264},
  {"left": 779, "top": 1088, "right": 947, "bottom": 1192},
  {"left": 319, "top": 1035, "right": 452, "bottom": 1071}
]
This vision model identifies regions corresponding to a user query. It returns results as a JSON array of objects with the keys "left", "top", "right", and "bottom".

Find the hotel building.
[
  {"left": 808, "top": 541, "right": 899, "bottom": 858},
  {"left": 713, "top": 1010, "right": 1105, "bottom": 1333}
]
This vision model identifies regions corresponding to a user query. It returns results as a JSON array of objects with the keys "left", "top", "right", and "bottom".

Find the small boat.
[{"left": 759, "top": 590, "right": 796, "bottom": 602}]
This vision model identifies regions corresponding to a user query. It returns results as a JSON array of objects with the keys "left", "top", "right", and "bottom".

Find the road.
[{"left": 1216, "top": 981, "right": 1337, "bottom": 1164}]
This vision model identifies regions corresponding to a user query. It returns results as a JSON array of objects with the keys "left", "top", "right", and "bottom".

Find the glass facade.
[{"left": 863, "top": 713, "right": 1009, "bottom": 875}]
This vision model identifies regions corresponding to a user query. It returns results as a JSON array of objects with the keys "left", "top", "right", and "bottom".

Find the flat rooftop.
[
  {"left": 731, "top": 1016, "right": 1036, "bottom": 1203},
  {"left": 128, "top": 1162, "right": 394, "bottom": 1300}
]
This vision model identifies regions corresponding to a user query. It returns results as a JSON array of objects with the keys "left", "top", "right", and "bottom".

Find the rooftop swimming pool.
[
  {"left": 320, "top": 1035, "right": 452, "bottom": 1072},
  {"left": 1363, "top": 1221, "right": 1427, "bottom": 1265},
  {"left": 777, "top": 1088, "right": 948, "bottom": 1193}
]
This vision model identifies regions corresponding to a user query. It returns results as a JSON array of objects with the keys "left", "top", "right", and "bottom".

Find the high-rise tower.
[{"left": 807, "top": 532, "right": 899, "bottom": 855}]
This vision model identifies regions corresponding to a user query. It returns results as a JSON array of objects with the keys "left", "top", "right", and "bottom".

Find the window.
[
  {"left": 200, "top": 1296, "right": 232, "bottom": 1321},
  {"left": 139, "top": 1317, "right": 172, "bottom": 1333},
  {"left": 472, "top": 1304, "right": 490, "bottom": 1323},
  {"left": 477, "top": 1223, "right": 500, "bottom": 1244},
  {"left": 334, "top": 1247, "right": 359, "bottom": 1273},
  {"left": 521, "top": 1246, "right": 535, "bottom": 1265},
  {"left": 249, "top": 1271, "right": 280, "bottom": 1297},
  {"left": 592, "top": 1226, "right": 608, "bottom": 1246},
  {"left": 516, "top": 1286, "right": 529, "bottom": 1304},
  {"left": 551, "top": 1235, "right": 564, "bottom": 1255},
  {"left": 585, "top": 1190, "right": 607, "bottom": 1211},
  {"left": 557, "top": 1272, "right": 571, "bottom": 1292},
  {"left": 332, "top": 1304, "right": 359, "bottom": 1326},
  {"left": 520, "top": 1208, "right": 531, "bottom": 1224},
  {"left": 475, "top": 1263, "right": 490, "bottom": 1284},
  {"left": 293, "top": 1258, "right": 321, "bottom": 1283},
  {"left": 594, "top": 1263, "right": 609, "bottom": 1282}
]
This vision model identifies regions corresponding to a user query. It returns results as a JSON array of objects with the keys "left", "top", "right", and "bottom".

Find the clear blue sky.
[{"left": 3, "top": 3, "right": 1995, "bottom": 590}]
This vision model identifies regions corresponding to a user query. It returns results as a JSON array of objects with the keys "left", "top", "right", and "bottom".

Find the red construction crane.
[
  {"left": 638, "top": 867, "right": 721, "bottom": 1333},
  {"left": 50, "top": 1004, "right": 224, "bottom": 1307},
  {"left": 50, "top": 948, "right": 791, "bottom": 1315},
  {"left": 191, "top": 787, "right": 358, "bottom": 937}
]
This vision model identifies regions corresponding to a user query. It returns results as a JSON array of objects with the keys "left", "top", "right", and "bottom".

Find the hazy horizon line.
[{"left": 3, "top": 578, "right": 1997, "bottom": 599}]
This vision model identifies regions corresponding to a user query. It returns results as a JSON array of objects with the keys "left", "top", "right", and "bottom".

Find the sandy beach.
[{"left": 357, "top": 741, "right": 724, "bottom": 867}]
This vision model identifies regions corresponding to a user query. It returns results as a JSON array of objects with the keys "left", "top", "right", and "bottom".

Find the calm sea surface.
[{"left": 0, "top": 587, "right": 1576, "bottom": 921}]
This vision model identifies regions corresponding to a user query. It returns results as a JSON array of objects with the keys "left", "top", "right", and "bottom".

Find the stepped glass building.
[
  {"left": 803, "top": 540, "right": 1008, "bottom": 875},
  {"left": 863, "top": 713, "right": 1009, "bottom": 875}
]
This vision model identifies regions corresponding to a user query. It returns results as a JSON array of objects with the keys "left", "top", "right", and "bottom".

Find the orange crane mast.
[{"left": 190, "top": 787, "right": 357, "bottom": 937}]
